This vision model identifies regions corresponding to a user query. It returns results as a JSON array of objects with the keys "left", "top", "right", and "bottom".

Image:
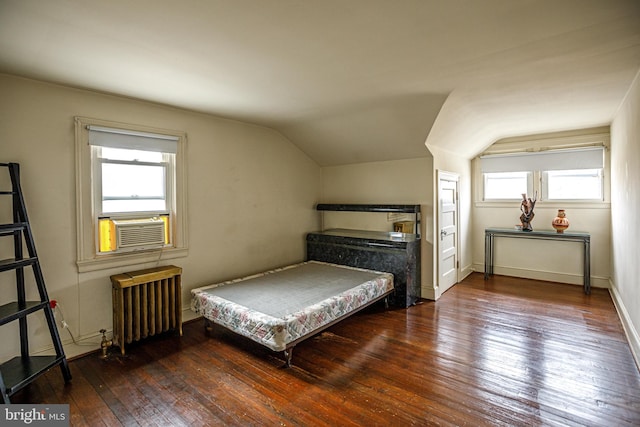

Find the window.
[
  {"left": 93, "top": 145, "right": 173, "bottom": 254},
  {"left": 480, "top": 147, "right": 605, "bottom": 202},
  {"left": 483, "top": 172, "right": 532, "bottom": 200},
  {"left": 75, "top": 117, "right": 188, "bottom": 272},
  {"left": 98, "top": 147, "right": 169, "bottom": 213},
  {"left": 543, "top": 169, "right": 603, "bottom": 200}
]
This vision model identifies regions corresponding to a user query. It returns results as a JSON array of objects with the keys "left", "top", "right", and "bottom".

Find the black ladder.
[{"left": 0, "top": 163, "right": 71, "bottom": 403}]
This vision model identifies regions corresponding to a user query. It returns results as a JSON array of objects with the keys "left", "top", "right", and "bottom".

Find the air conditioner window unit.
[{"left": 112, "top": 217, "right": 166, "bottom": 252}]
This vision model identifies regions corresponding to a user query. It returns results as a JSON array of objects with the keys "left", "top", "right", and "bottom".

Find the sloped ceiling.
[{"left": 1, "top": 0, "right": 639, "bottom": 165}]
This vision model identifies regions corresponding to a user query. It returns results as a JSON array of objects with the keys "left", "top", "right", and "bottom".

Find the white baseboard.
[
  {"left": 471, "top": 262, "right": 609, "bottom": 288},
  {"left": 609, "top": 281, "right": 640, "bottom": 372},
  {"left": 33, "top": 329, "right": 102, "bottom": 360},
  {"left": 32, "top": 307, "right": 203, "bottom": 360},
  {"left": 420, "top": 264, "right": 472, "bottom": 302},
  {"left": 421, "top": 285, "right": 437, "bottom": 301},
  {"left": 182, "top": 307, "right": 201, "bottom": 323},
  {"left": 460, "top": 264, "right": 473, "bottom": 282}
]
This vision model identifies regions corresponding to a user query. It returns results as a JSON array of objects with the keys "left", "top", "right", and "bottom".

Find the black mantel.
[
  {"left": 306, "top": 204, "right": 421, "bottom": 308},
  {"left": 316, "top": 204, "right": 421, "bottom": 213}
]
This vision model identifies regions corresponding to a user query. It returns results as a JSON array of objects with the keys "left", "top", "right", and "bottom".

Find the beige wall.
[
  {"left": 472, "top": 205, "right": 611, "bottom": 285},
  {"left": 3, "top": 70, "right": 637, "bottom": 366},
  {"left": 470, "top": 129, "right": 612, "bottom": 288},
  {"left": 320, "top": 157, "right": 434, "bottom": 298},
  {"left": 0, "top": 74, "right": 321, "bottom": 359},
  {"left": 610, "top": 69, "right": 640, "bottom": 365}
]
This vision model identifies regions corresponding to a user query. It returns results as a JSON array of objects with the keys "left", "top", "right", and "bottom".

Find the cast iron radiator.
[{"left": 110, "top": 265, "right": 183, "bottom": 355}]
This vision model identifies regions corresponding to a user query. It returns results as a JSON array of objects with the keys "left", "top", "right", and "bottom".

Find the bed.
[{"left": 190, "top": 260, "right": 394, "bottom": 366}]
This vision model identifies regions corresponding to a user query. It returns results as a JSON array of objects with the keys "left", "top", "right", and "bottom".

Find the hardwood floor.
[{"left": 11, "top": 273, "right": 640, "bottom": 426}]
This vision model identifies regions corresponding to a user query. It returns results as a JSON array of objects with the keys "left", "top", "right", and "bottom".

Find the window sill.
[
  {"left": 76, "top": 247, "right": 188, "bottom": 273},
  {"left": 475, "top": 201, "right": 611, "bottom": 209}
]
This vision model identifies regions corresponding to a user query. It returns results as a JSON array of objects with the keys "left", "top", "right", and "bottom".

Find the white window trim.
[
  {"left": 75, "top": 116, "right": 188, "bottom": 272},
  {"left": 473, "top": 128, "right": 611, "bottom": 208},
  {"left": 541, "top": 168, "right": 604, "bottom": 202},
  {"left": 482, "top": 171, "right": 533, "bottom": 201}
]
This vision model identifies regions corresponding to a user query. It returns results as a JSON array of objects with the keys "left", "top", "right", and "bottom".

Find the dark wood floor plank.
[
  {"left": 10, "top": 273, "right": 640, "bottom": 426},
  {"left": 60, "top": 360, "right": 123, "bottom": 426},
  {"left": 214, "top": 338, "right": 384, "bottom": 426}
]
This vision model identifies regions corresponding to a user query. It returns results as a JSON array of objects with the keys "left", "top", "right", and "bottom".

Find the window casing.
[
  {"left": 75, "top": 117, "right": 188, "bottom": 272},
  {"left": 479, "top": 146, "right": 606, "bottom": 203}
]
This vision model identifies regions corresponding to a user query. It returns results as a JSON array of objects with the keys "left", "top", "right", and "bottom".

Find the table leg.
[
  {"left": 484, "top": 232, "right": 489, "bottom": 279},
  {"left": 489, "top": 234, "right": 494, "bottom": 276},
  {"left": 584, "top": 239, "right": 591, "bottom": 294}
]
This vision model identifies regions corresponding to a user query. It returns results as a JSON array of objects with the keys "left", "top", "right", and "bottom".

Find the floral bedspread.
[{"left": 191, "top": 261, "right": 393, "bottom": 352}]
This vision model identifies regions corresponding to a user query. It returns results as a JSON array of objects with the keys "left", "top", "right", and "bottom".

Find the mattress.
[{"left": 190, "top": 261, "right": 394, "bottom": 352}]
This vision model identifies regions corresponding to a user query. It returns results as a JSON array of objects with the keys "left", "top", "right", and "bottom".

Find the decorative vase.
[{"left": 552, "top": 209, "right": 570, "bottom": 233}]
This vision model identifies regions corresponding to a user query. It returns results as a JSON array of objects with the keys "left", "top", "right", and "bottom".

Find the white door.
[{"left": 438, "top": 171, "right": 459, "bottom": 296}]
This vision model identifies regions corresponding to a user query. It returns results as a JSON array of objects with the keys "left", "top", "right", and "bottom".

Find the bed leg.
[
  {"left": 283, "top": 347, "right": 294, "bottom": 368},
  {"left": 384, "top": 296, "right": 389, "bottom": 310},
  {"left": 204, "top": 319, "right": 214, "bottom": 335}
]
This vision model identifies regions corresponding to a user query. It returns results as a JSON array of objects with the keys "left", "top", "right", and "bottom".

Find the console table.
[{"left": 484, "top": 228, "right": 591, "bottom": 294}]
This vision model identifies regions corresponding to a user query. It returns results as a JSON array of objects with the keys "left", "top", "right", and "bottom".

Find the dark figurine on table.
[{"left": 520, "top": 192, "right": 537, "bottom": 231}]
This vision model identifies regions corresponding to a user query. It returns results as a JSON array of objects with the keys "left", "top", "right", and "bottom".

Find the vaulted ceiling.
[{"left": 1, "top": 0, "right": 639, "bottom": 165}]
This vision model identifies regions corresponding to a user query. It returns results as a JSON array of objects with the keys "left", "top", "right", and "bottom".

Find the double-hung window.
[
  {"left": 75, "top": 117, "right": 187, "bottom": 272},
  {"left": 89, "top": 126, "right": 177, "bottom": 254}
]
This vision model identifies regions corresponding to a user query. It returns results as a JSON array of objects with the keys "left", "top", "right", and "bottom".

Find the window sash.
[
  {"left": 483, "top": 172, "right": 532, "bottom": 200},
  {"left": 101, "top": 160, "right": 167, "bottom": 199},
  {"left": 542, "top": 169, "right": 603, "bottom": 201},
  {"left": 93, "top": 147, "right": 173, "bottom": 216}
]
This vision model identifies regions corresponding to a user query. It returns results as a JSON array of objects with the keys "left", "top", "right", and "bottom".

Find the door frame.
[{"left": 436, "top": 170, "right": 460, "bottom": 299}]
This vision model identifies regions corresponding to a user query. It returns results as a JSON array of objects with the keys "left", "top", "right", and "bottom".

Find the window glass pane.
[
  {"left": 102, "top": 163, "right": 165, "bottom": 198},
  {"left": 102, "top": 199, "right": 166, "bottom": 213},
  {"left": 101, "top": 163, "right": 166, "bottom": 213},
  {"left": 484, "top": 172, "right": 528, "bottom": 200},
  {"left": 101, "top": 147, "right": 163, "bottom": 162},
  {"left": 546, "top": 169, "right": 602, "bottom": 200}
]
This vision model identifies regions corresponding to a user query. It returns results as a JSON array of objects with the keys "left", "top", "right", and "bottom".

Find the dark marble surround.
[{"left": 307, "top": 228, "right": 421, "bottom": 308}]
